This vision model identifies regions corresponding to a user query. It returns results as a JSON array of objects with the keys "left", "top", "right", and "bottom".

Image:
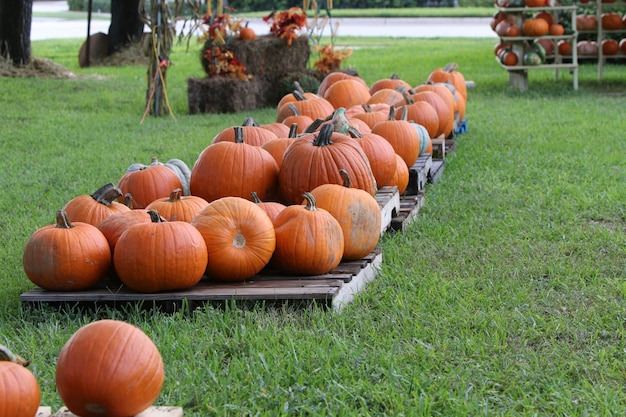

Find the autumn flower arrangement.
[
  {"left": 200, "top": 11, "right": 251, "bottom": 79},
  {"left": 263, "top": 7, "right": 308, "bottom": 46},
  {"left": 307, "top": 13, "right": 353, "bottom": 74}
]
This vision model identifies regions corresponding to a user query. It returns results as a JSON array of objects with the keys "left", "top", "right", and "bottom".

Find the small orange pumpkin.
[
  {"left": 191, "top": 196, "right": 276, "bottom": 281},
  {"left": 272, "top": 192, "right": 344, "bottom": 275},
  {"left": 323, "top": 78, "right": 372, "bottom": 109},
  {"left": 239, "top": 25, "right": 256, "bottom": 40},
  {"left": 118, "top": 159, "right": 183, "bottom": 209},
  {"left": 602, "top": 38, "right": 619, "bottom": 55},
  {"left": 549, "top": 23, "right": 564, "bottom": 36},
  {"left": 309, "top": 169, "right": 381, "bottom": 261},
  {"left": 62, "top": 182, "right": 131, "bottom": 226},
  {"left": 0, "top": 346, "right": 41, "bottom": 417},
  {"left": 114, "top": 210, "right": 208, "bottom": 292},
  {"left": 23, "top": 210, "right": 111, "bottom": 291},
  {"left": 56, "top": 319, "right": 164, "bottom": 417},
  {"left": 522, "top": 18, "right": 550, "bottom": 36},
  {"left": 145, "top": 188, "right": 209, "bottom": 222}
]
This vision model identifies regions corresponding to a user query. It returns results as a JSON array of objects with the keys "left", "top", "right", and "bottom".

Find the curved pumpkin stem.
[
  {"left": 251, "top": 191, "right": 262, "bottom": 204},
  {"left": 287, "top": 103, "right": 300, "bottom": 116},
  {"left": 55, "top": 210, "right": 74, "bottom": 229},
  {"left": 387, "top": 105, "right": 397, "bottom": 121},
  {"left": 167, "top": 188, "right": 183, "bottom": 202},
  {"left": 304, "top": 118, "right": 325, "bottom": 133},
  {"left": 302, "top": 192, "right": 318, "bottom": 212},
  {"left": 288, "top": 123, "right": 299, "bottom": 138},
  {"left": 149, "top": 157, "right": 162, "bottom": 166},
  {"left": 0, "top": 345, "right": 30, "bottom": 367},
  {"left": 312, "top": 124, "right": 335, "bottom": 147},
  {"left": 339, "top": 169, "right": 352, "bottom": 188},
  {"left": 147, "top": 210, "right": 166, "bottom": 223},
  {"left": 444, "top": 62, "right": 458, "bottom": 73},
  {"left": 242, "top": 117, "right": 259, "bottom": 127},
  {"left": 292, "top": 89, "right": 307, "bottom": 101},
  {"left": 399, "top": 106, "right": 409, "bottom": 122},
  {"left": 91, "top": 183, "right": 123, "bottom": 207}
]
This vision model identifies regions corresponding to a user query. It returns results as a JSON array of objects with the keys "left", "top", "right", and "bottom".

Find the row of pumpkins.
[{"left": 22, "top": 64, "right": 469, "bottom": 296}]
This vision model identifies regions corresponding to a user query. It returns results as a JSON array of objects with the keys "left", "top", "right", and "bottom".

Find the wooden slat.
[
  {"left": 406, "top": 154, "right": 432, "bottom": 196},
  {"left": 48, "top": 406, "right": 183, "bottom": 417},
  {"left": 390, "top": 192, "right": 426, "bottom": 232}
]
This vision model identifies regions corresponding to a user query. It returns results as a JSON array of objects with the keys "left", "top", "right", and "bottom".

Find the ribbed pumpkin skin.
[
  {"left": 317, "top": 71, "right": 367, "bottom": 98},
  {"left": 396, "top": 102, "right": 439, "bottom": 139},
  {"left": 190, "top": 130, "right": 280, "bottom": 203},
  {"left": 118, "top": 165, "right": 183, "bottom": 209},
  {"left": 23, "top": 210, "right": 111, "bottom": 291},
  {"left": 426, "top": 63, "right": 468, "bottom": 101},
  {"left": 278, "top": 125, "right": 377, "bottom": 205},
  {"left": 276, "top": 95, "right": 334, "bottom": 123},
  {"left": 371, "top": 112, "right": 421, "bottom": 169},
  {"left": 323, "top": 79, "right": 372, "bottom": 109},
  {"left": 191, "top": 197, "right": 276, "bottom": 282},
  {"left": 145, "top": 189, "right": 209, "bottom": 222},
  {"left": 0, "top": 361, "right": 41, "bottom": 417},
  {"left": 380, "top": 153, "right": 409, "bottom": 195},
  {"left": 63, "top": 183, "right": 130, "bottom": 227},
  {"left": 410, "top": 90, "right": 454, "bottom": 138},
  {"left": 351, "top": 131, "right": 397, "bottom": 187},
  {"left": 114, "top": 215, "right": 207, "bottom": 292},
  {"left": 309, "top": 175, "right": 381, "bottom": 261},
  {"left": 96, "top": 209, "right": 152, "bottom": 252},
  {"left": 56, "top": 320, "right": 164, "bottom": 417},
  {"left": 272, "top": 194, "right": 344, "bottom": 275}
]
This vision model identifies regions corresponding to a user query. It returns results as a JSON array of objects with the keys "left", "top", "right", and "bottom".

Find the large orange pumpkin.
[
  {"left": 522, "top": 18, "right": 550, "bottom": 36},
  {"left": 323, "top": 78, "right": 372, "bottom": 109},
  {"left": 369, "top": 74, "right": 412, "bottom": 95},
  {"left": 278, "top": 124, "right": 377, "bottom": 205},
  {"left": 317, "top": 71, "right": 367, "bottom": 98},
  {"left": 380, "top": 153, "right": 410, "bottom": 195},
  {"left": 62, "top": 182, "right": 130, "bottom": 226},
  {"left": 212, "top": 118, "right": 279, "bottom": 147},
  {"left": 309, "top": 170, "right": 381, "bottom": 261},
  {"left": 272, "top": 192, "right": 344, "bottom": 275},
  {"left": 0, "top": 346, "right": 41, "bottom": 417},
  {"left": 23, "top": 210, "right": 111, "bottom": 291},
  {"left": 118, "top": 160, "right": 183, "bottom": 209},
  {"left": 349, "top": 129, "right": 397, "bottom": 187},
  {"left": 191, "top": 196, "right": 276, "bottom": 281},
  {"left": 190, "top": 126, "right": 280, "bottom": 203},
  {"left": 145, "top": 188, "right": 209, "bottom": 222},
  {"left": 410, "top": 90, "right": 455, "bottom": 138},
  {"left": 56, "top": 319, "right": 164, "bottom": 417},
  {"left": 114, "top": 210, "right": 207, "bottom": 292}
]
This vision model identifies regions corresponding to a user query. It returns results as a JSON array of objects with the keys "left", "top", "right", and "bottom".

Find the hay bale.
[{"left": 188, "top": 76, "right": 273, "bottom": 114}]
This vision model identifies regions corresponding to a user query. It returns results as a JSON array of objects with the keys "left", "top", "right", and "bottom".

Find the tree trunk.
[
  {"left": 0, "top": 0, "right": 33, "bottom": 66},
  {"left": 108, "top": 0, "right": 144, "bottom": 55}
]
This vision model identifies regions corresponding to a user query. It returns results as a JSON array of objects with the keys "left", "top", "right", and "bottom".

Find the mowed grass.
[{"left": 1, "top": 35, "right": 626, "bottom": 416}]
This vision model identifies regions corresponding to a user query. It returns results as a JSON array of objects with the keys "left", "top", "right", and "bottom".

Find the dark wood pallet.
[
  {"left": 431, "top": 137, "right": 456, "bottom": 160},
  {"left": 405, "top": 154, "right": 432, "bottom": 196},
  {"left": 390, "top": 192, "right": 426, "bottom": 232},
  {"left": 20, "top": 248, "right": 383, "bottom": 311},
  {"left": 37, "top": 406, "right": 183, "bottom": 417}
]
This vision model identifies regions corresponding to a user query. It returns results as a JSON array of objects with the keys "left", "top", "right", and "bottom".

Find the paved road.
[{"left": 31, "top": 1, "right": 495, "bottom": 40}]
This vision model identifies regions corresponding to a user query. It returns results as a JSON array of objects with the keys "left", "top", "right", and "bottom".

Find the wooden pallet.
[
  {"left": 20, "top": 248, "right": 383, "bottom": 311},
  {"left": 376, "top": 185, "right": 401, "bottom": 233},
  {"left": 37, "top": 406, "right": 183, "bottom": 417},
  {"left": 405, "top": 154, "right": 432, "bottom": 196},
  {"left": 431, "top": 137, "right": 456, "bottom": 160},
  {"left": 390, "top": 192, "right": 426, "bottom": 232}
]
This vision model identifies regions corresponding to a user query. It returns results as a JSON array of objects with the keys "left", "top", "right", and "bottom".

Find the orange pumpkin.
[
  {"left": 281, "top": 103, "right": 315, "bottom": 133},
  {"left": 56, "top": 319, "right": 164, "bottom": 417},
  {"left": 397, "top": 100, "right": 439, "bottom": 140},
  {"left": 522, "top": 18, "right": 550, "bottom": 36},
  {"left": 251, "top": 191, "right": 287, "bottom": 224},
  {"left": 309, "top": 170, "right": 381, "bottom": 261},
  {"left": 410, "top": 90, "right": 455, "bottom": 138},
  {"left": 192, "top": 196, "right": 276, "bottom": 281},
  {"left": 261, "top": 124, "right": 299, "bottom": 168},
  {"left": 239, "top": 25, "right": 256, "bottom": 40},
  {"left": 549, "top": 23, "right": 564, "bottom": 36},
  {"left": 351, "top": 104, "right": 389, "bottom": 129},
  {"left": 272, "top": 192, "right": 344, "bottom": 275},
  {"left": 601, "top": 13, "right": 622, "bottom": 30},
  {"left": 317, "top": 71, "right": 367, "bottom": 98},
  {"left": 276, "top": 90, "right": 334, "bottom": 123},
  {"left": 114, "top": 210, "right": 207, "bottom": 292},
  {"left": 190, "top": 126, "right": 280, "bottom": 203},
  {"left": 557, "top": 39, "right": 573, "bottom": 56},
  {"left": 0, "top": 346, "right": 41, "bottom": 417},
  {"left": 278, "top": 124, "right": 377, "bottom": 205},
  {"left": 602, "top": 38, "right": 619, "bottom": 55},
  {"left": 323, "top": 78, "right": 372, "bottom": 109},
  {"left": 380, "top": 153, "right": 409, "bottom": 195},
  {"left": 533, "top": 11, "right": 555, "bottom": 26},
  {"left": 62, "top": 182, "right": 130, "bottom": 226},
  {"left": 426, "top": 62, "right": 468, "bottom": 100},
  {"left": 23, "top": 210, "right": 111, "bottom": 291},
  {"left": 118, "top": 160, "right": 183, "bottom": 209},
  {"left": 369, "top": 74, "right": 412, "bottom": 95},
  {"left": 96, "top": 209, "right": 152, "bottom": 252},
  {"left": 349, "top": 129, "right": 397, "bottom": 187},
  {"left": 525, "top": 0, "right": 545, "bottom": 6},
  {"left": 145, "top": 188, "right": 209, "bottom": 222},
  {"left": 212, "top": 118, "right": 279, "bottom": 147},
  {"left": 371, "top": 106, "right": 421, "bottom": 169}
]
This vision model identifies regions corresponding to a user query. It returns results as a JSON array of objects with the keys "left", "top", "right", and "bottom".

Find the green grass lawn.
[{"left": 1, "top": 35, "right": 625, "bottom": 416}]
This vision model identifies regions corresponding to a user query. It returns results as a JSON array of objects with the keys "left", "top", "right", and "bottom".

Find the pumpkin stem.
[
  {"left": 339, "top": 169, "right": 352, "bottom": 188},
  {"left": 390, "top": 73, "right": 400, "bottom": 79},
  {"left": 233, "top": 126, "right": 245, "bottom": 144},
  {"left": 399, "top": 106, "right": 409, "bottom": 122},
  {"left": 91, "top": 183, "right": 123, "bottom": 207},
  {"left": 251, "top": 191, "right": 262, "bottom": 204},
  {"left": 387, "top": 105, "right": 397, "bottom": 121},
  {"left": 55, "top": 209, "right": 74, "bottom": 229},
  {"left": 302, "top": 192, "right": 318, "bottom": 212},
  {"left": 123, "top": 193, "right": 136, "bottom": 209},
  {"left": 288, "top": 123, "right": 299, "bottom": 138},
  {"left": 312, "top": 124, "right": 334, "bottom": 147},
  {"left": 304, "top": 118, "right": 324, "bottom": 133},
  {"left": 287, "top": 103, "right": 300, "bottom": 116},
  {"left": 443, "top": 62, "right": 458, "bottom": 73},
  {"left": 293, "top": 80, "right": 305, "bottom": 94},
  {"left": 0, "top": 345, "right": 30, "bottom": 367},
  {"left": 167, "top": 188, "right": 183, "bottom": 202},
  {"left": 150, "top": 157, "right": 161, "bottom": 166},
  {"left": 348, "top": 128, "right": 363, "bottom": 139},
  {"left": 292, "top": 89, "right": 306, "bottom": 101},
  {"left": 147, "top": 210, "right": 166, "bottom": 223}
]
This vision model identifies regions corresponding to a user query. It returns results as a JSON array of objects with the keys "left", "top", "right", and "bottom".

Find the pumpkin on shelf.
[
  {"left": 191, "top": 196, "right": 276, "bottom": 281},
  {"left": 577, "top": 39, "right": 598, "bottom": 56},
  {"left": 601, "top": 38, "right": 619, "bottom": 55},
  {"left": 500, "top": 48, "right": 519, "bottom": 66},
  {"left": 190, "top": 126, "right": 280, "bottom": 203},
  {"left": 557, "top": 39, "right": 573, "bottom": 56},
  {"left": 601, "top": 12, "right": 622, "bottom": 30},
  {"left": 62, "top": 182, "right": 130, "bottom": 226},
  {"left": 145, "top": 188, "right": 209, "bottom": 222},
  {"left": 272, "top": 192, "right": 344, "bottom": 275},
  {"left": 56, "top": 319, "right": 164, "bottom": 417},
  {"left": 0, "top": 345, "right": 41, "bottom": 417},
  {"left": 524, "top": 0, "right": 545, "bottom": 6},
  {"left": 114, "top": 210, "right": 207, "bottom": 292},
  {"left": 549, "top": 23, "right": 564, "bottom": 36},
  {"left": 309, "top": 169, "right": 382, "bottom": 261},
  {"left": 23, "top": 209, "right": 111, "bottom": 291},
  {"left": 278, "top": 123, "right": 377, "bottom": 205},
  {"left": 522, "top": 18, "right": 550, "bottom": 37}
]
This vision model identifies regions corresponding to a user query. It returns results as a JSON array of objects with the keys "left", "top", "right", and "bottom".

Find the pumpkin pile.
[{"left": 22, "top": 64, "right": 469, "bottom": 292}]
